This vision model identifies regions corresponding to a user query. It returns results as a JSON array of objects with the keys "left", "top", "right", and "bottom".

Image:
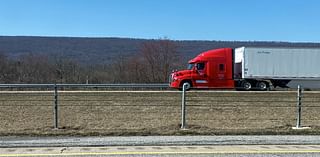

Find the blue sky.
[{"left": 0, "top": 0, "right": 319, "bottom": 42}]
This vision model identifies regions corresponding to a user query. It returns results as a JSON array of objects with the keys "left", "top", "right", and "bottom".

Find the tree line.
[{"left": 0, "top": 39, "right": 183, "bottom": 84}]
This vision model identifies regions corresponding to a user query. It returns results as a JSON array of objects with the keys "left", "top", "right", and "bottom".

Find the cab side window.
[
  {"left": 219, "top": 64, "right": 225, "bottom": 72},
  {"left": 196, "top": 63, "right": 205, "bottom": 70}
]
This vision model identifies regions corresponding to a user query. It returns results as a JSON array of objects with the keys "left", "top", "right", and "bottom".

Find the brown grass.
[{"left": 0, "top": 91, "right": 320, "bottom": 136}]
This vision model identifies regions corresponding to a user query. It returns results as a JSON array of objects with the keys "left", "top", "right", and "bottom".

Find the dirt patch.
[{"left": 0, "top": 91, "right": 319, "bottom": 136}]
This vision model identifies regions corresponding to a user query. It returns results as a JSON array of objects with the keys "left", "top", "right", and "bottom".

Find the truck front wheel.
[{"left": 180, "top": 81, "right": 192, "bottom": 91}]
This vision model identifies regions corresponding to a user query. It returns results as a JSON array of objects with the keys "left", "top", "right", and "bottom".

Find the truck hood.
[{"left": 172, "top": 70, "right": 192, "bottom": 77}]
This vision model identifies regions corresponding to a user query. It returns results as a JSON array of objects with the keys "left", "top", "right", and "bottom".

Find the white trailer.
[{"left": 234, "top": 47, "right": 320, "bottom": 90}]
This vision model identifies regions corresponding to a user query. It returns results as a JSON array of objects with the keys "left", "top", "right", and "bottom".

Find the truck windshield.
[{"left": 187, "top": 63, "right": 194, "bottom": 70}]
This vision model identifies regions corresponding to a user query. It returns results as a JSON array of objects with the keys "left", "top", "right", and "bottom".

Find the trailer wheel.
[
  {"left": 241, "top": 81, "right": 252, "bottom": 91},
  {"left": 256, "top": 81, "right": 268, "bottom": 91}
]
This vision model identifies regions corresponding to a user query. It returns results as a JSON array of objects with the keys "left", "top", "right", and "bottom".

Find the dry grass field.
[{"left": 0, "top": 90, "right": 320, "bottom": 136}]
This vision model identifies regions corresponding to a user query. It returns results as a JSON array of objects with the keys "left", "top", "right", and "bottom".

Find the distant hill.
[{"left": 1, "top": 36, "right": 320, "bottom": 64}]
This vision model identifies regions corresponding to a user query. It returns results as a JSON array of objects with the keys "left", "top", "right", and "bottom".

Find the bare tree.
[
  {"left": 126, "top": 56, "right": 148, "bottom": 83},
  {"left": 110, "top": 54, "right": 129, "bottom": 83},
  {"left": 52, "top": 54, "right": 85, "bottom": 83},
  {"left": 0, "top": 38, "right": 182, "bottom": 84},
  {"left": 0, "top": 52, "right": 9, "bottom": 83},
  {"left": 15, "top": 53, "right": 55, "bottom": 83},
  {"left": 139, "top": 39, "right": 181, "bottom": 83},
  {"left": 110, "top": 39, "right": 182, "bottom": 83}
]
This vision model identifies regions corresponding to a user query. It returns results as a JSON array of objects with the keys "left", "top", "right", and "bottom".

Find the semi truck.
[{"left": 169, "top": 47, "right": 320, "bottom": 90}]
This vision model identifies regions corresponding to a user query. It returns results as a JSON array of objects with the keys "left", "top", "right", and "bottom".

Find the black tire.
[
  {"left": 241, "top": 81, "right": 252, "bottom": 91},
  {"left": 256, "top": 81, "right": 268, "bottom": 91},
  {"left": 180, "top": 81, "right": 192, "bottom": 91}
]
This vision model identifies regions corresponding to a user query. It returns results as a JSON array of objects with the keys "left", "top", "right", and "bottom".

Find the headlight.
[
  {"left": 170, "top": 73, "right": 180, "bottom": 82},
  {"left": 173, "top": 76, "right": 179, "bottom": 81}
]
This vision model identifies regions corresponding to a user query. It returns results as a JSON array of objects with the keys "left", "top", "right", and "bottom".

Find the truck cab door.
[
  {"left": 208, "top": 59, "right": 233, "bottom": 88},
  {"left": 216, "top": 62, "right": 227, "bottom": 85},
  {"left": 192, "top": 62, "right": 209, "bottom": 88}
]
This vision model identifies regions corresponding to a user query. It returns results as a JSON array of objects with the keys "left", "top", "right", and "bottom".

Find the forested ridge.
[{"left": 1, "top": 36, "right": 320, "bottom": 83}]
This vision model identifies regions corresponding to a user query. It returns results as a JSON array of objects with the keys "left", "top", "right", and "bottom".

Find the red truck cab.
[{"left": 170, "top": 48, "right": 235, "bottom": 90}]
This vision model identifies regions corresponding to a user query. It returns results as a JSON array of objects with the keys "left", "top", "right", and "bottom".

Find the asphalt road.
[
  {"left": 2, "top": 136, "right": 320, "bottom": 156},
  {"left": 1, "top": 145, "right": 320, "bottom": 157},
  {"left": 2, "top": 135, "right": 320, "bottom": 147}
]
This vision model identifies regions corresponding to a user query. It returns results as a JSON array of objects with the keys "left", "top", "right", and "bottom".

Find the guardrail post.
[
  {"left": 295, "top": 85, "right": 302, "bottom": 128},
  {"left": 181, "top": 83, "right": 188, "bottom": 129},
  {"left": 54, "top": 84, "right": 58, "bottom": 129}
]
